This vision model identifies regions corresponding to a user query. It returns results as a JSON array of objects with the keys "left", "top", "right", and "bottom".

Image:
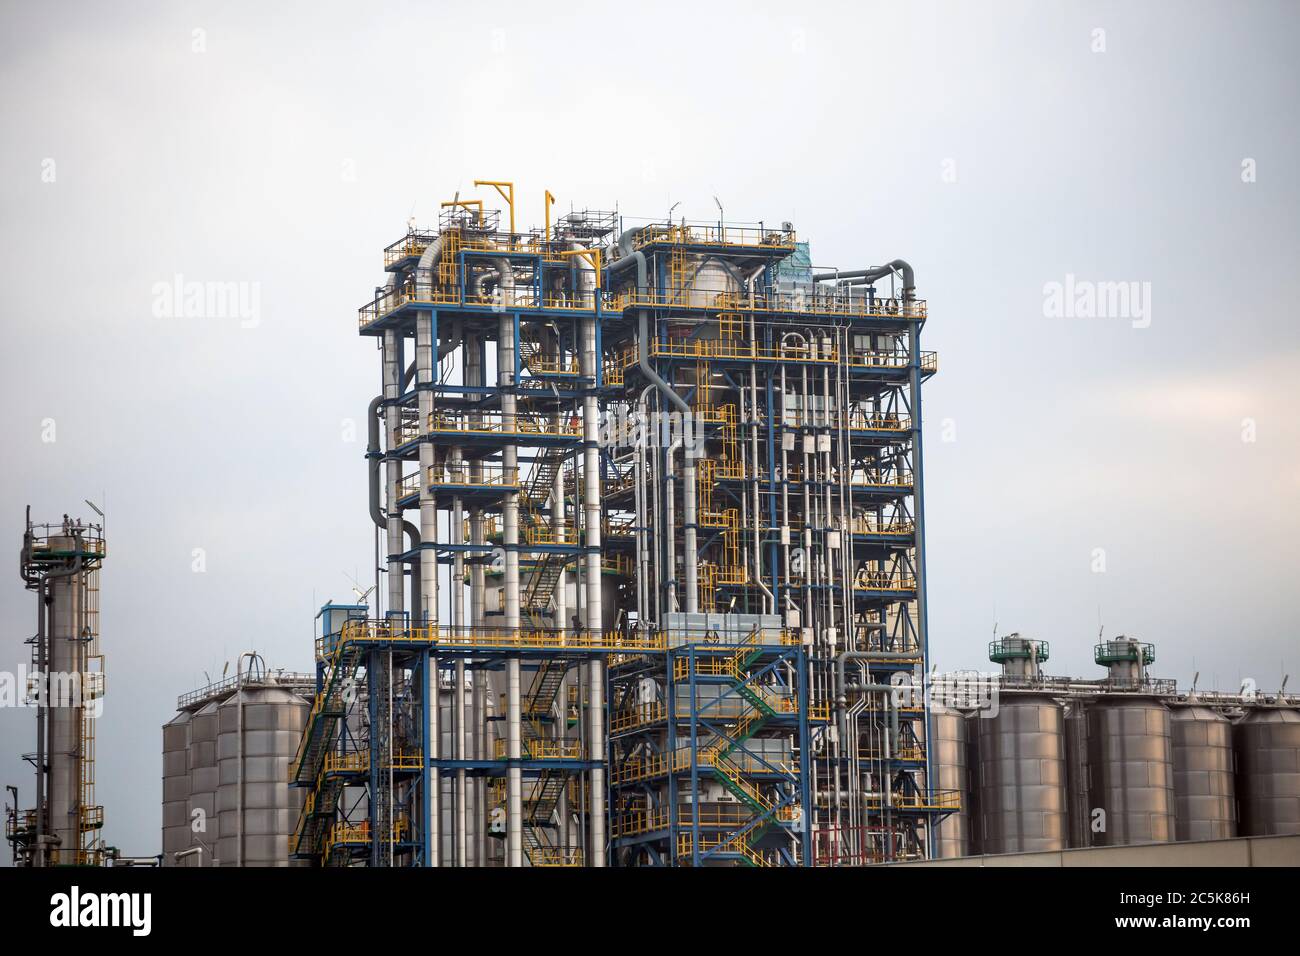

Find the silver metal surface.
[
  {"left": 931, "top": 710, "right": 969, "bottom": 857},
  {"left": 1086, "top": 698, "right": 1174, "bottom": 845},
  {"left": 187, "top": 700, "right": 221, "bottom": 866},
  {"left": 214, "top": 687, "right": 308, "bottom": 866},
  {"left": 973, "top": 694, "right": 1068, "bottom": 853},
  {"left": 1234, "top": 707, "right": 1300, "bottom": 836},
  {"left": 1171, "top": 704, "right": 1236, "bottom": 841},
  {"left": 161, "top": 710, "right": 192, "bottom": 865}
]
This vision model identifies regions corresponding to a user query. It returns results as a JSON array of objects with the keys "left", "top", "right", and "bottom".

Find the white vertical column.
[
  {"left": 580, "top": 311, "right": 606, "bottom": 866},
  {"left": 382, "top": 330, "right": 404, "bottom": 619}
]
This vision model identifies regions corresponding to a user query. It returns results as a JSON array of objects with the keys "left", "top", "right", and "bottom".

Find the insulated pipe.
[
  {"left": 367, "top": 398, "right": 421, "bottom": 620},
  {"left": 417, "top": 314, "right": 438, "bottom": 628},
  {"left": 572, "top": 240, "right": 607, "bottom": 864},
  {"left": 415, "top": 236, "right": 445, "bottom": 299},
  {"left": 491, "top": 257, "right": 523, "bottom": 867},
  {"left": 465, "top": 332, "right": 488, "bottom": 866},
  {"left": 382, "top": 332, "right": 405, "bottom": 619},
  {"left": 812, "top": 260, "right": 915, "bottom": 296}
]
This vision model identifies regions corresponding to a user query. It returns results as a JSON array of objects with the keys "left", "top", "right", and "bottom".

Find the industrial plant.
[{"left": 8, "top": 185, "right": 1300, "bottom": 869}]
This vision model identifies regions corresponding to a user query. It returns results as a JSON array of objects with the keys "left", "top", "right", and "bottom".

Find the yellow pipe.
[
  {"left": 557, "top": 247, "right": 603, "bottom": 290},
  {"left": 440, "top": 199, "right": 484, "bottom": 223},
  {"left": 544, "top": 189, "right": 555, "bottom": 242},
  {"left": 474, "top": 179, "right": 515, "bottom": 236}
]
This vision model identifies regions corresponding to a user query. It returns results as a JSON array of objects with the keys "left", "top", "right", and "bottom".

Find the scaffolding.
[{"left": 292, "top": 184, "right": 946, "bottom": 865}]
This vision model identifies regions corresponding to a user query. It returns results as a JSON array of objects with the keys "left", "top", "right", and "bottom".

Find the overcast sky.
[{"left": 1, "top": 0, "right": 1296, "bottom": 860}]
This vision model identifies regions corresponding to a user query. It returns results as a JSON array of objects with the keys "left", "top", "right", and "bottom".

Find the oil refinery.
[{"left": 14, "top": 184, "right": 1272, "bottom": 870}]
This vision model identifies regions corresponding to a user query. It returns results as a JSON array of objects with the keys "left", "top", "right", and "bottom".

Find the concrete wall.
[{"left": 891, "top": 834, "right": 1299, "bottom": 867}]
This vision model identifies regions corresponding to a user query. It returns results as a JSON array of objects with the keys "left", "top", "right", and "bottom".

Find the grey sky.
[{"left": 1, "top": 0, "right": 1297, "bottom": 860}]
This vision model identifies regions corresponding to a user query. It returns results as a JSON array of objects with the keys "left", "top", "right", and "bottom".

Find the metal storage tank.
[
  {"left": 973, "top": 694, "right": 1068, "bottom": 853},
  {"left": 161, "top": 710, "right": 192, "bottom": 866},
  {"left": 1234, "top": 707, "right": 1300, "bottom": 836},
  {"left": 1171, "top": 705, "right": 1236, "bottom": 841},
  {"left": 1064, "top": 701, "right": 1092, "bottom": 848},
  {"left": 215, "top": 687, "right": 308, "bottom": 866},
  {"left": 186, "top": 700, "right": 221, "bottom": 866},
  {"left": 930, "top": 710, "right": 969, "bottom": 858},
  {"left": 1087, "top": 698, "right": 1175, "bottom": 845}
]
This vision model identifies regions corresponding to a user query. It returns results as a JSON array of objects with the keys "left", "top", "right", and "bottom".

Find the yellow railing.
[
  {"left": 862, "top": 789, "right": 961, "bottom": 811},
  {"left": 845, "top": 412, "right": 911, "bottom": 431},
  {"left": 325, "top": 750, "right": 424, "bottom": 774},
  {"left": 631, "top": 222, "right": 796, "bottom": 251},
  {"left": 428, "top": 464, "right": 520, "bottom": 488},
  {"left": 853, "top": 570, "right": 918, "bottom": 592},
  {"left": 525, "top": 845, "right": 584, "bottom": 867},
  {"left": 676, "top": 831, "right": 770, "bottom": 867},
  {"left": 329, "top": 818, "right": 410, "bottom": 846},
  {"left": 428, "top": 411, "right": 582, "bottom": 439},
  {"left": 332, "top": 620, "right": 667, "bottom": 656},
  {"left": 492, "top": 738, "right": 583, "bottom": 760},
  {"left": 849, "top": 517, "right": 915, "bottom": 537},
  {"left": 609, "top": 701, "right": 668, "bottom": 734},
  {"left": 613, "top": 288, "right": 927, "bottom": 322}
]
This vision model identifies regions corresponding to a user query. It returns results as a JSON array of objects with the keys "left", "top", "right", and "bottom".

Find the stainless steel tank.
[
  {"left": 1064, "top": 701, "right": 1092, "bottom": 847},
  {"left": 973, "top": 694, "right": 1068, "bottom": 853},
  {"left": 1234, "top": 707, "right": 1300, "bottom": 836},
  {"left": 930, "top": 710, "right": 969, "bottom": 857},
  {"left": 1171, "top": 705, "right": 1236, "bottom": 841},
  {"left": 215, "top": 687, "right": 308, "bottom": 866},
  {"left": 161, "top": 710, "right": 192, "bottom": 866},
  {"left": 1087, "top": 698, "right": 1175, "bottom": 845},
  {"left": 686, "top": 256, "right": 740, "bottom": 308},
  {"left": 186, "top": 700, "right": 221, "bottom": 866}
]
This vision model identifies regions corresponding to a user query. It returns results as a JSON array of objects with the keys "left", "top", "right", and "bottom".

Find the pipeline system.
[{"left": 288, "top": 186, "right": 947, "bottom": 866}]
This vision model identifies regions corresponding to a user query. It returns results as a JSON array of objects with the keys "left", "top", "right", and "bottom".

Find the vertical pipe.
[
  {"left": 383, "top": 331, "right": 405, "bottom": 620},
  {"left": 414, "top": 314, "right": 440, "bottom": 866},
  {"left": 582, "top": 310, "right": 606, "bottom": 865},
  {"left": 496, "top": 267, "right": 523, "bottom": 866}
]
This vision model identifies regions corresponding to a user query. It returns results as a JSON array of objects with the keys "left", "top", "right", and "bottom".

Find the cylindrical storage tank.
[
  {"left": 686, "top": 257, "right": 740, "bottom": 308},
  {"left": 973, "top": 694, "right": 1068, "bottom": 853},
  {"left": 186, "top": 701, "right": 221, "bottom": 866},
  {"left": 930, "top": 710, "right": 969, "bottom": 858},
  {"left": 161, "top": 710, "right": 192, "bottom": 866},
  {"left": 1234, "top": 707, "right": 1300, "bottom": 836},
  {"left": 1087, "top": 698, "right": 1175, "bottom": 845},
  {"left": 1171, "top": 705, "right": 1236, "bottom": 841},
  {"left": 216, "top": 687, "right": 308, "bottom": 866},
  {"left": 1064, "top": 702, "right": 1092, "bottom": 848},
  {"left": 560, "top": 574, "right": 621, "bottom": 632}
]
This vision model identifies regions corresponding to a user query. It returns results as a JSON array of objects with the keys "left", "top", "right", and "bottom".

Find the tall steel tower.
[{"left": 8, "top": 508, "right": 108, "bottom": 866}]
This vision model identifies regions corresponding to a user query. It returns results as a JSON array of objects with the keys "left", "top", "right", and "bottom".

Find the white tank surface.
[
  {"left": 161, "top": 710, "right": 192, "bottom": 866},
  {"left": 685, "top": 257, "right": 741, "bottom": 308},
  {"left": 215, "top": 687, "right": 309, "bottom": 867},
  {"left": 1234, "top": 707, "right": 1300, "bottom": 836},
  {"left": 1087, "top": 698, "right": 1175, "bottom": 846},
  {"left": 1170, "top": 705, "right": 1236, "bottom": 842}
]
